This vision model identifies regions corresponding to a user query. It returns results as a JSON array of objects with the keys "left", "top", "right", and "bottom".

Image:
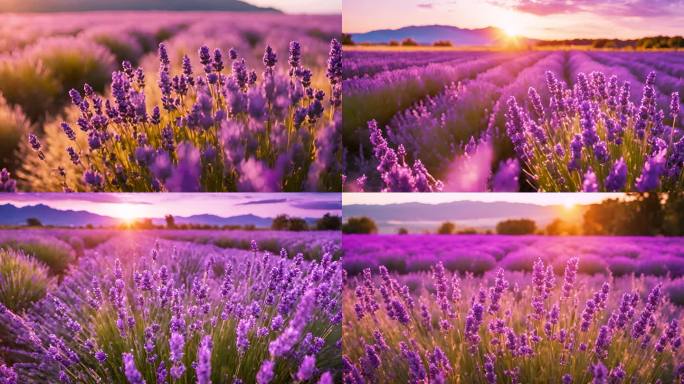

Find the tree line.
[{"left": 343, "top": 194, "right": 684, "bottom": 236}]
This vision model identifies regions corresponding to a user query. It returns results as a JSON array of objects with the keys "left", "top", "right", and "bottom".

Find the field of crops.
[
  {"left": 342, "top": 234, "right": 684, "bottom": 276},
  {"left": 342, "top": 234, "right": 684, "bottom": 382},
  {"left": 0, "top": 229, "right": 342, "bottom": 383},
  {"left": 0, "top": 12, "right": 342, "bottom": 192},
  {"left": 342, "top": 49, "right": 684, "bottom": 192}
]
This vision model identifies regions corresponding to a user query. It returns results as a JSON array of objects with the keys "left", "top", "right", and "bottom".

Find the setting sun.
[
  {"left": 116, "top": 203, "right": 142, "bottom": 224},
  {"left": 502, "top": 24, "right": 520, "bottom": 37}
]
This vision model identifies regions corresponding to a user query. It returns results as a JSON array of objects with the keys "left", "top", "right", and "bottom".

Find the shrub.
[
  {"left": 667, "top": 279, "right": 684, "bottom": 306},
  {"left": 0, "top": 248, "right": 51, "bottom": 312},
  {"left": 496, "top": 219, "right": 536, "bottom": 235},
  {"left": 437, "top": 222, "right": 455, "bottom": 235},
  {"left": 0, "top": 95, "right": 31, "bottom": 173},
  {"left": 0, "top": 239, "right": 74, "bottom": 276},
  {"left": 22, "top": 37, "right": 116, "bottom": 97},
  {"left": 607, "top": 256, "right": 637, "bottom": 276},
  {"left": 342, "top": 217, "right": 378, "bottom": 234},
  {"left": 443, "top": 253, "right": 496, "bottom": 275},
  {"left": 0, "top": 58, "right": 60, "bottom": 122}
]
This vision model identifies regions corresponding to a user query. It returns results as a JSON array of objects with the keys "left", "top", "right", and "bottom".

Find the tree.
[
  {"left": 288, "top": 217, "right": 308, "bottom": 232},
  {"left": 545, "top": 218, "right": 578, "bottom": 236},
  {"left": 26, "top": 218, "right": 42, "bottom": 227},
  {"left": 165, "top": 214, "right": 176, "bottom": 229},
  {"left": 271, "top": 214, "right": 290, "bottom": 231},
  {"left": 316, "top": 213, "right": 342, "bottom": 231},
  {"left": 496, "top": 219, "right": 536, "bottom": 235},
  {"left": 401, "top": 38, "right": 418, "bottom": 46},
  {"left": 433, "top": 40, "right": 452, "bottom": 47},
  {"left": 342, "top": 217, "right": 378, "bottom": 234},
  {"left": 397, "top": 227, "right": 409, "bottom": 235},
  {"left": 341, "top": 33, "right": 354, "bottom": 46},
  {"left": 437, "top": 221, "right": 455, "bottom": 235}
]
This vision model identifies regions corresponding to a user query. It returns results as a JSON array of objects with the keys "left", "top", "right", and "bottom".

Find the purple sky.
[
  {"left": 0, "top": 193, "right": 341, "bottom": 219},
  {"left": 344, "top": 0, "right": 684, "bottom": 39},
  {"left": 250, "top": 0, "right": 339, "bottom": 14}
]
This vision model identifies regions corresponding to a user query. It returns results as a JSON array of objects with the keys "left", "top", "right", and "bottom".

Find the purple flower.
[
  {"left": 671, "top": 92, "right": 680, "bottom": 119},
  {"left": 582, "top": 168, "right": 598, "bottom": 192},
  {"left": 590, "top": 361, "right": 608, "bottom": 384},
  {"left": 635, "top": 149, "right": 666, "bottom": 192},
  {"left": 605, "top": 158, "right": 627, "bottom": 192},
  {"left": 326, "top": 39, "right": 342, "bottom": 87},
  {"left": 288, "top": 41, "right": 301, "bottom": 73},
  {"left": 195, "top": 335, "right": 212, "bottom": 384},
  {"left": 492, "top": 159, "right": 519, "bottom": 192},
  {"left": 484, "top": 353, "right": 496, "bottom": 384},
  {"left": 83, "top": 168, "right": 104, "bottom": 190},
  {"left": 632, "top": 283, "right": 662, "bottom": 340},
  {"left": 256, "top": 360, "right": 274, "bottom": 384},
  {"left": 594, "top": 325, "right": 612, "bottom": 359},
  {"left": 317, "top": 372, "right": 333, "bottom": 384},
  {"left": 0, "top": 168, "right": 17, "bottom": 192},
  {"left": 263, "top": 46, "right": 277, "bottom": 68},
  {"left": 296, "top": 355, "right": 316, "bottom": 381},
  {"left": 123, "top": 352, "right": 145, "bottom": 384}
]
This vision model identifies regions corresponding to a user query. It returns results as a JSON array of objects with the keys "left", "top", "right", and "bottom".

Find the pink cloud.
[{"left": 489, "top": 0, "right": 684, "bottom": 17}]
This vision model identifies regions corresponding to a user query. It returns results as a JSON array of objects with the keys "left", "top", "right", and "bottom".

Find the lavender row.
[{"left": 0, "top": 234, "right": 342, "bottom": 383}]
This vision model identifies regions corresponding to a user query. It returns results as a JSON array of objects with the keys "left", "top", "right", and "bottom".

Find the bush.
[
  {"left": 397, "top": 227, "right": 409, "bottom": 235},
  {"left": 501, "top": 248, "right": 546, "bottom": 272},
  {"left": 638, "top": 256, "right": 684, "bottom": 277},
  {"left": 316, "top": 213, "right": 341, "bottom": 231},
  {"left": 0, "top": 58, "right": 60, "bottom": 122},
  {"left": 379, "top": 256, "right": 407, "bottom": 274},
  {"left": 0, "top": 248, "right": 51, "bottom": 312},
  {"left": 443, "top": 253, "right": 496, "bottom": 275},
  {"left": 402, "top": 38, "right": 418, "bottom": 46},
  {"left": 667, "top": 280, "right": 684, "bottom": 306},
  {"left": 22, "top": 37, "right": 116, "bottom": 98},
  {"left": 607, "top": 256, "right": 637, "bottom": 276},
  {"left": 342, "top": 217, "right": 378, "bottom": 234},
  {"left": 0, "top": 239, "right": 74, "bottom": 276},
  {"left": 437, "top": 222, "right": 455, "bottom": 235},
  {"left": 496, "top": 219, "right": 536, "bottom": 235},
  {"left": 0, "top": 95, "right": 31, "bottom": 173}
]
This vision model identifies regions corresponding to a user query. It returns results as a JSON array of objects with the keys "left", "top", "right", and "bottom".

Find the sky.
[
  {"left": 343, "top": 193, "right": 625, "bottom": 207},
  {"left": 343, "top": 0, "right": 684, "bottom": 39},
  {"left": 0, "top": 193, "right": 341, "bottom": 220},
  {"left": 251, "top": 0, "right": 340, "bottom": 14}
]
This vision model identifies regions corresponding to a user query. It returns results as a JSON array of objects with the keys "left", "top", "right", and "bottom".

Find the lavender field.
[
  {"left": 0, "top": 229, "right": 342, "bottom": 383},
  {"left": 342, "top": 234, "right": 684, "bottom": 382},
  {"left": 342, "top": 49, "right": 684, "bottom": 192},
  {"left": 0, "top": 12, "right": 342, "bottom": 192}
]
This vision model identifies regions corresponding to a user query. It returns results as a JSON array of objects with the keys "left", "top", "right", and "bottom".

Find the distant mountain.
[
  {"left": 0, "top": 204, "right": 118, "bottom": 227},
  {"left": 153, "top": 214, "right": 273, "bottom": 227},
  {"left": 351, "top": 25, "right": 532, "bottom": 46},
  {"left": 0, "top": 0, "right": 280, "bottom": 13},
  {"left": 344, "top": 201, "right": 584, "bottom": 233},
  {"left": 0, "top": 204, "right": 319, "bottom": 228}
]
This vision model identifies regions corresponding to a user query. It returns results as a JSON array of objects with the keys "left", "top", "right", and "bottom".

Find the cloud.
[
  {"left": 0, "top": 193, "right": 151, "bottom": 204},
  {"left": 291, "top": 200, "right": 342, "bottom": 210},
  {"left": 488, "top": 0, "right": 684, "bottom": 16},
  {"left": 417, "top": 3, "right": 434, "bottom": 9},
  {"left": 238, "top": 198, "right": 288, "bottom": 205}
]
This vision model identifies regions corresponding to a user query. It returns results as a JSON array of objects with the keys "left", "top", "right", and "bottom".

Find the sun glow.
[
  {"left": 502, "top": 24, "right": 520, "bottom": 37},
  {"left": 563, "top": 201, "right": 576, "bottom": 210},
  {"left": 116, "top": 204, "right": 142, "bottom": 224}
]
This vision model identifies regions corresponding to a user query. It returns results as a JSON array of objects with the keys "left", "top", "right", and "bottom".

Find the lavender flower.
[
  {"left": 123, "top": 352, "right": 145, "bottom": 384},
  {"left": 256, "top": 360, "right": 275, "bottom": 384},
  {"left": 195, "top": 335, "right": 212, "bottom": 384},
  {"left": 296, "top": 355, "right": 316, "bottom": 381}
]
